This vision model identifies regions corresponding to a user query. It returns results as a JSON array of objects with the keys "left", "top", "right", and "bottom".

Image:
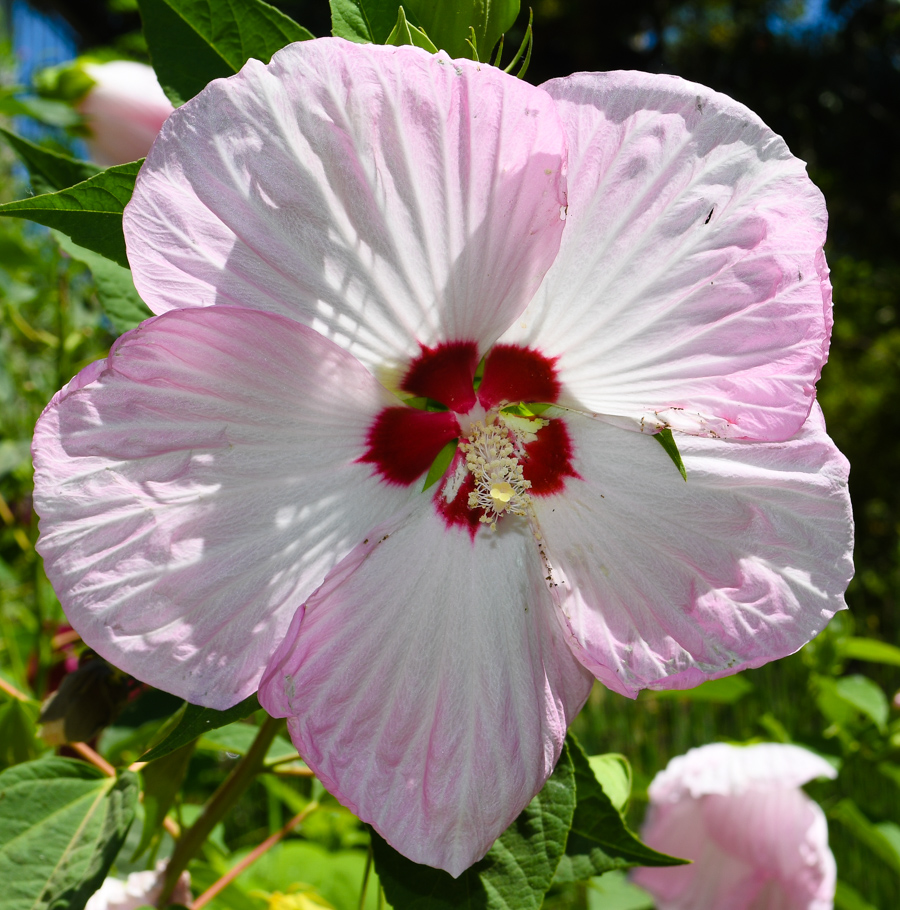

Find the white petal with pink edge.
[
  {"left": 532, "top": 405, "right": 852, "bottom": 697},
  {"left": 123, "top": 39, "right": 567, "bottom": 384},
  {"left": 33, "top": 307, "right": 417, "bottom": 709},
  {"left": 258, "top": 503, "right": 593, "bottom": 876},
  {"left": 501, "top": 70, "right": 830, "bottom": 441}
]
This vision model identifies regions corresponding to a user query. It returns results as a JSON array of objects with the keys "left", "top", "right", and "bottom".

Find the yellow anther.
[{"left": 490, "top": 481, "right": 514, "bottom": 504}]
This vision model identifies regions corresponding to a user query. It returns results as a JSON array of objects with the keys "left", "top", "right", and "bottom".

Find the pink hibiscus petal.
[
  {"left": 124, "top": 39, "right": 567, "bottom": 379},
  {"left": 32, "top": 307, "right": 418, "bottom": 708},
  {"left": 531, "top": 405, "right": 852, "bottom": 697},
  {"left": 258, "top": 503, "right": 593, "bottom": 876},
  {"left": 501, "top": 70, "right": 830, "bottom": 441}
]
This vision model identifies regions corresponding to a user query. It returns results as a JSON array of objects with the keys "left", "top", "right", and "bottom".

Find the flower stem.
[{"left": 158, "top": 713, "right": 282, "bottom": 905}]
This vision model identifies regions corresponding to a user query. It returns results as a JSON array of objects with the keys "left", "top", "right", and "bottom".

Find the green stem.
[{"left": 158, "top": 713, "right": 282, "bottom": 905}]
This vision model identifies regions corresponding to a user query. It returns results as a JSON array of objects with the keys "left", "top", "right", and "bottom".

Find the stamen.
[{"left": 462, "top": 417, "right": 542, "bottom": 527}]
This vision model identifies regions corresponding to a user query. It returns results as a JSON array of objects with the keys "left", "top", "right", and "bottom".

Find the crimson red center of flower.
[{"left": 362, "top": 342, "right": 578, "bottom": 528}]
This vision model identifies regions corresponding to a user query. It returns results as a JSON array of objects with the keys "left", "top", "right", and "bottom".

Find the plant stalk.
[{"left": 157, "top": 713, "right": 282, "bottom": 905}]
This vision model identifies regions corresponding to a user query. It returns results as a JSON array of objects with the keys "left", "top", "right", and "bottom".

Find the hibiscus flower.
[{"left": 32, "top": 38, "right": 853, "bottom": 875}]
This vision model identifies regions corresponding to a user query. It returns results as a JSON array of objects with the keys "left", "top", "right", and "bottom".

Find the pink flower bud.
[
  {"left": 632, "top": 743, "right": 837, "bottom": 910},
  {"left": 77, "top": 61, "right": 174, "bottom": 166}
]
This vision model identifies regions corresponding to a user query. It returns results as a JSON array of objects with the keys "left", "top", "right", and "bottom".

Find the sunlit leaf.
[
  {"left": 329, "top": 0, "right": 401, "bottom": 44},
  {"left": 587, "top": 754, "right": 632, "bottom": 813},
  {"left": 137, "top": 0, "right": 314, "bottom": 106}
]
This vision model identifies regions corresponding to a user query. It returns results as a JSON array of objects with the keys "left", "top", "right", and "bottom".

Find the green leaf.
[
  {"left": 329, "top": 0, "right": 402, "bottom": 44},
  {"left": 372, "top": 742, "right": 576, "bottom": 908},
  {"left": 645, "top": 674, "right": 753, "bottom": 704},
  {"left": 405, "top": 0, "right": 520, "bottom": 60},
  {"left": 137, "top": 0, "right": 314, "bottom": 106},
  {"left": 139, "top": 693, "right": 259, "bottom": 762},
  {"left": 587, "top": 754, "right": 631, "bottom": 813},
  {"left": 833, "top": 675, "right": 890, "bottom": 731},
  {"left": 54, "top": 232, "right": 152, "bottom": 333},
  {"left": 586, "top": 870, "right": 654, "bottom": 910},
  {"left": 0, "top": 92, "right": 83, "bottom": 128},
  {"left": 0, "top": 758, "right": 137, "bottom": 910},
  {"left": 386, "top": 7, "right": 439, "bottom": 52},
  {"left": 840, "top": 637, "right": 900, "bottom": 667},
  {"left": 0, "top": 699, "right": 42, "bottom": 769},
  {"left": 555, "top": 735, "right": 686, "bottom": 884},
  {"left": 878, "top": 761, "right": 900, "bottom": 792},
  {"left": 835, "top": 880, "right": 879, "bottom": 910},
  {"left": 196, "top": 718, "right": 297, "bottom": 764},
  {"left": 830, "top": 799, "right": 900, "bottom": 876},
  {"left": 653, "top": 428, "right": 687, "bottom": 481},
  {"left": 232, "top": 840, "right": 381, "bottom": 909},
  {"left": 0, "top": 127, "right": 100, "bottom": 194},
  {"left": 876, "top": 822, "right": 900, "bottom": 864},
  {"left": 131, "top": 742, "right": 195, "bottom": 860},
  {"left": 0, "top": 161, "right": 141, "bottom": 268},
  {"left": 423, "top": 439, "right": 458, "bottom": 491}
]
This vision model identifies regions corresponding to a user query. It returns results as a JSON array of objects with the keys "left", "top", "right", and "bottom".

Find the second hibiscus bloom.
[{"left": 32, "top": 39, "right": 852, "bottom": 874}]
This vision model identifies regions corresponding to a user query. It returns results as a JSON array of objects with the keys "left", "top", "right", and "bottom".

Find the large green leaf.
[
  {"left": 329, "top": 0, "right": 403, "bottom": 44},
  {"left": 0, "top": 161, "right": 141, "bottom": 268},
  {"left": 0, "top": 758, "right": 137, "bottom": 910},
  {"left": 0, "top": 127, "right": 100, "bottom": 195},
  {"left": 554, "top": 736, "right": 686, "bottom": 884},
  {"left": 54, "top": 232, "right": 152, "bottom": 334},
  {"left": 137, "top": 0, "right": 314, "bottom": 106},
  {"left": 139, "top": 693, "right": 260, "bottom": 762},
  {"left": 373, "top": 742, "right": 576, "bottom": 908},
  {"left": 404, "top": 0, "right": 520, "bottom": 60}
]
